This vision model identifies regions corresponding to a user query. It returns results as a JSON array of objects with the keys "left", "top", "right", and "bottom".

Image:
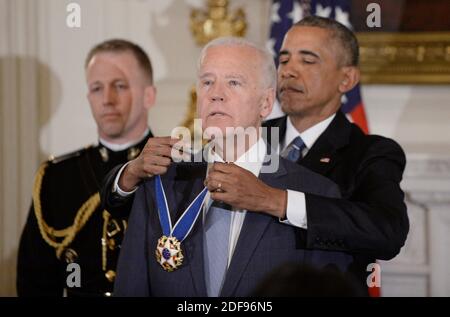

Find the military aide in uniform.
[{"left": 17, "top": 39, "right": 156, "bottom": 296}]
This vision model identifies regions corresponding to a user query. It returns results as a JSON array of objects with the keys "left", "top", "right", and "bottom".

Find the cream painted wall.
[
  {"left": 362, "top": 85, "right": 450, "bottom": 155},
  {"left": 1, "top": 0, "right": 449, "bottom": 296}
]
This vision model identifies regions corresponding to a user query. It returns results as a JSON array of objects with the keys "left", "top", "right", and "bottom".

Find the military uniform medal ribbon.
[{"left": 154, "top": 175, "right": 208, "bottom": 272}]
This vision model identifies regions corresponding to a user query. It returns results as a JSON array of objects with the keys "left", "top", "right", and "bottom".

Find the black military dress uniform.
[{"left": 17, "top": 130, "right": 152, "bottom": 297}]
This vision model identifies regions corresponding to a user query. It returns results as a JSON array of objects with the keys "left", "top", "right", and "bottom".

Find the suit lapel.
[
  {"left": 300, "top": 137, "right": 340, "bottom": 175},
  {"left": 220, "top": 159, "right": 288, "bottom": 296},
  {"left": 265, "top": 113, "right": 351, "bottom": 177},
  {"left": 164, "top": 164, "right": 208, "bottom": 296},
  {"left": 299, "top": 111, "right": 351, "bottom": 176},
  {"left": 184, "top": 202, "right": 208, "bottom": 297}
]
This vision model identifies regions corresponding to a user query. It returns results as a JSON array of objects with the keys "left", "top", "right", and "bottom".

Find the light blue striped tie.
[
  {"left": 284, "top": 136, "right": 306, "bottom": 162},
  {"left": 203, "top": 201, "right": 231, "bottom": 297}
]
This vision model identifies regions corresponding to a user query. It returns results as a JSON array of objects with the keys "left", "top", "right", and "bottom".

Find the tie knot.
[
  {"left": 283, "top": 136, "right": 306, "bottom": 162},
  {"left": 291, "top": 136, "right": 305, "bottom": 150}
]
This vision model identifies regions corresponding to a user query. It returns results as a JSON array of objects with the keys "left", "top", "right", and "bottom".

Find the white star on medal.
[
  {"left": 155, "top": 236, "right": 184, "bottom": 271},
  {"left": 158, "top": 239, "right": 178, "bottom": 267}
]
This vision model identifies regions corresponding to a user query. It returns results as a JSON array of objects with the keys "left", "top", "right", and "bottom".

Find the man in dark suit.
[
  {"left": 107, "top": 37, "right": 356, "bottom": 296},
  {"left": 17, "top": 39, "right": 156, "bottom": 296},
  {"left": 263, "top": 16, "right": 409, "bottom": 290}
]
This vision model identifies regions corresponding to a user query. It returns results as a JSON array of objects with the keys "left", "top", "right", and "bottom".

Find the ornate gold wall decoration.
[
  {"left": 358, "top": 32, "right": 450, "bottom": 84},
  {"left": 180, "top": 86, "right": 198, "bottom": 133},
  {"left": 190, "top": 0, "right": 247, "bottom": 46}
]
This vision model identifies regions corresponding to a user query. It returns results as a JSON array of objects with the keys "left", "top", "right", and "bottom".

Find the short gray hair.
[{"left": 197, "top": 37, "right": 276, "bottom": 90}]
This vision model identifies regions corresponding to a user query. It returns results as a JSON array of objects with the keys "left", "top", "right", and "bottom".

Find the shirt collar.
[
  {"left": 283, "top": 114, "right": 335, "bottom": 151},
  {"left": 99, "top": 128, "right": 150, "bottom": 152},
  {"left": 210, "top": 137, "right": 267, "bottom": 177}
]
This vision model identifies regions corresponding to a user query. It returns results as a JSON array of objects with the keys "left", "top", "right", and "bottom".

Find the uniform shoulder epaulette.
[
  {"left": 33, "top": 143, "right": 101, "bottom": 259},
  {"left": 48, "top": 144, "right": 96, "bottom": 164}
]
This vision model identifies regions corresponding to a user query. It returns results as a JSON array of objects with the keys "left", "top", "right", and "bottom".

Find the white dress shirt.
[
  {"left": 204, "top": 137, "right": 267, "bottom": 266},
  {"left": 280, "top": 114, "right": 336, "bottom": 228}
]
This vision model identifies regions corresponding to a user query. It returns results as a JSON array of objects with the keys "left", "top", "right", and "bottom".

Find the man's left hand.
[{"left": 205, "top": 162, "right": 287, "bottom": 218}]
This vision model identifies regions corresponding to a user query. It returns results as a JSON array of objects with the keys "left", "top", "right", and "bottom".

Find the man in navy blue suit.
[{"left": 105, "top": 37, "right": 355, "bottom": 296}]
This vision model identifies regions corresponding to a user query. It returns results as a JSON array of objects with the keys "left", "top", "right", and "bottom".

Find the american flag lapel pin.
[{"left": 320, "top": 157, "right": 331, "bottom": 163}]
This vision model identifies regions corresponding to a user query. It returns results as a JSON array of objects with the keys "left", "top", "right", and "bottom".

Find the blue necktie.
[
  {"left": 203, "top": 201, "right": 231, "bottom": 297},
  {"left": 284, "top": 136, "right": 306, "bottom": 162}
]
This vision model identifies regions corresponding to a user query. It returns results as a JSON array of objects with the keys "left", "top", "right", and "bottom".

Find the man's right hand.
[{"left": 118, "top": 137, "right": 182, "bottom": 191}]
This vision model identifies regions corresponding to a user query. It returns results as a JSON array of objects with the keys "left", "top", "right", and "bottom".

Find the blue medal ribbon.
[{"left": 155, "top": 175, "right": 208, "bottom": 242}]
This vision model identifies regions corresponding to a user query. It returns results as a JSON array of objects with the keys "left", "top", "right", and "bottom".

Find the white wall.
[
  {"left": 363, "top": 85, "right": 450, "bottom": 155},
  {"left": 1, "top": 0, "right": 449, "bottom": 296}
]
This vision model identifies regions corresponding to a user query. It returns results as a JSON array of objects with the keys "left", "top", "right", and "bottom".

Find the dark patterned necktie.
[{"left": 283, "top": 136, "right": 306, "bottom": 162}]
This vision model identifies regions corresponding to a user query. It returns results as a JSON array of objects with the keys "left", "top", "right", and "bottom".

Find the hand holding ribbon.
[
  {"left": 119, "top": 136, "right": 189, "bottom": 191},
  {"left": 205, "top": 162, "right": 287, "bottom": 218}
]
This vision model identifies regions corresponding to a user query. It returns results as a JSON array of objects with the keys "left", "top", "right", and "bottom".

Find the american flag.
[{"left": 267, "top": 0, "right": 369, "bottom": 134}]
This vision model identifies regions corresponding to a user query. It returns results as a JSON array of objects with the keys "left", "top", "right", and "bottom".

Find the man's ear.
[
  {"left": 338, "top": 66, "right": 360, "bottom": 94},
  {"left": 143, "top": 85, "right": 156, "bottom": 110},
  {"left": 260, "top": 87, "right": 275, "bottom": 120}
]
